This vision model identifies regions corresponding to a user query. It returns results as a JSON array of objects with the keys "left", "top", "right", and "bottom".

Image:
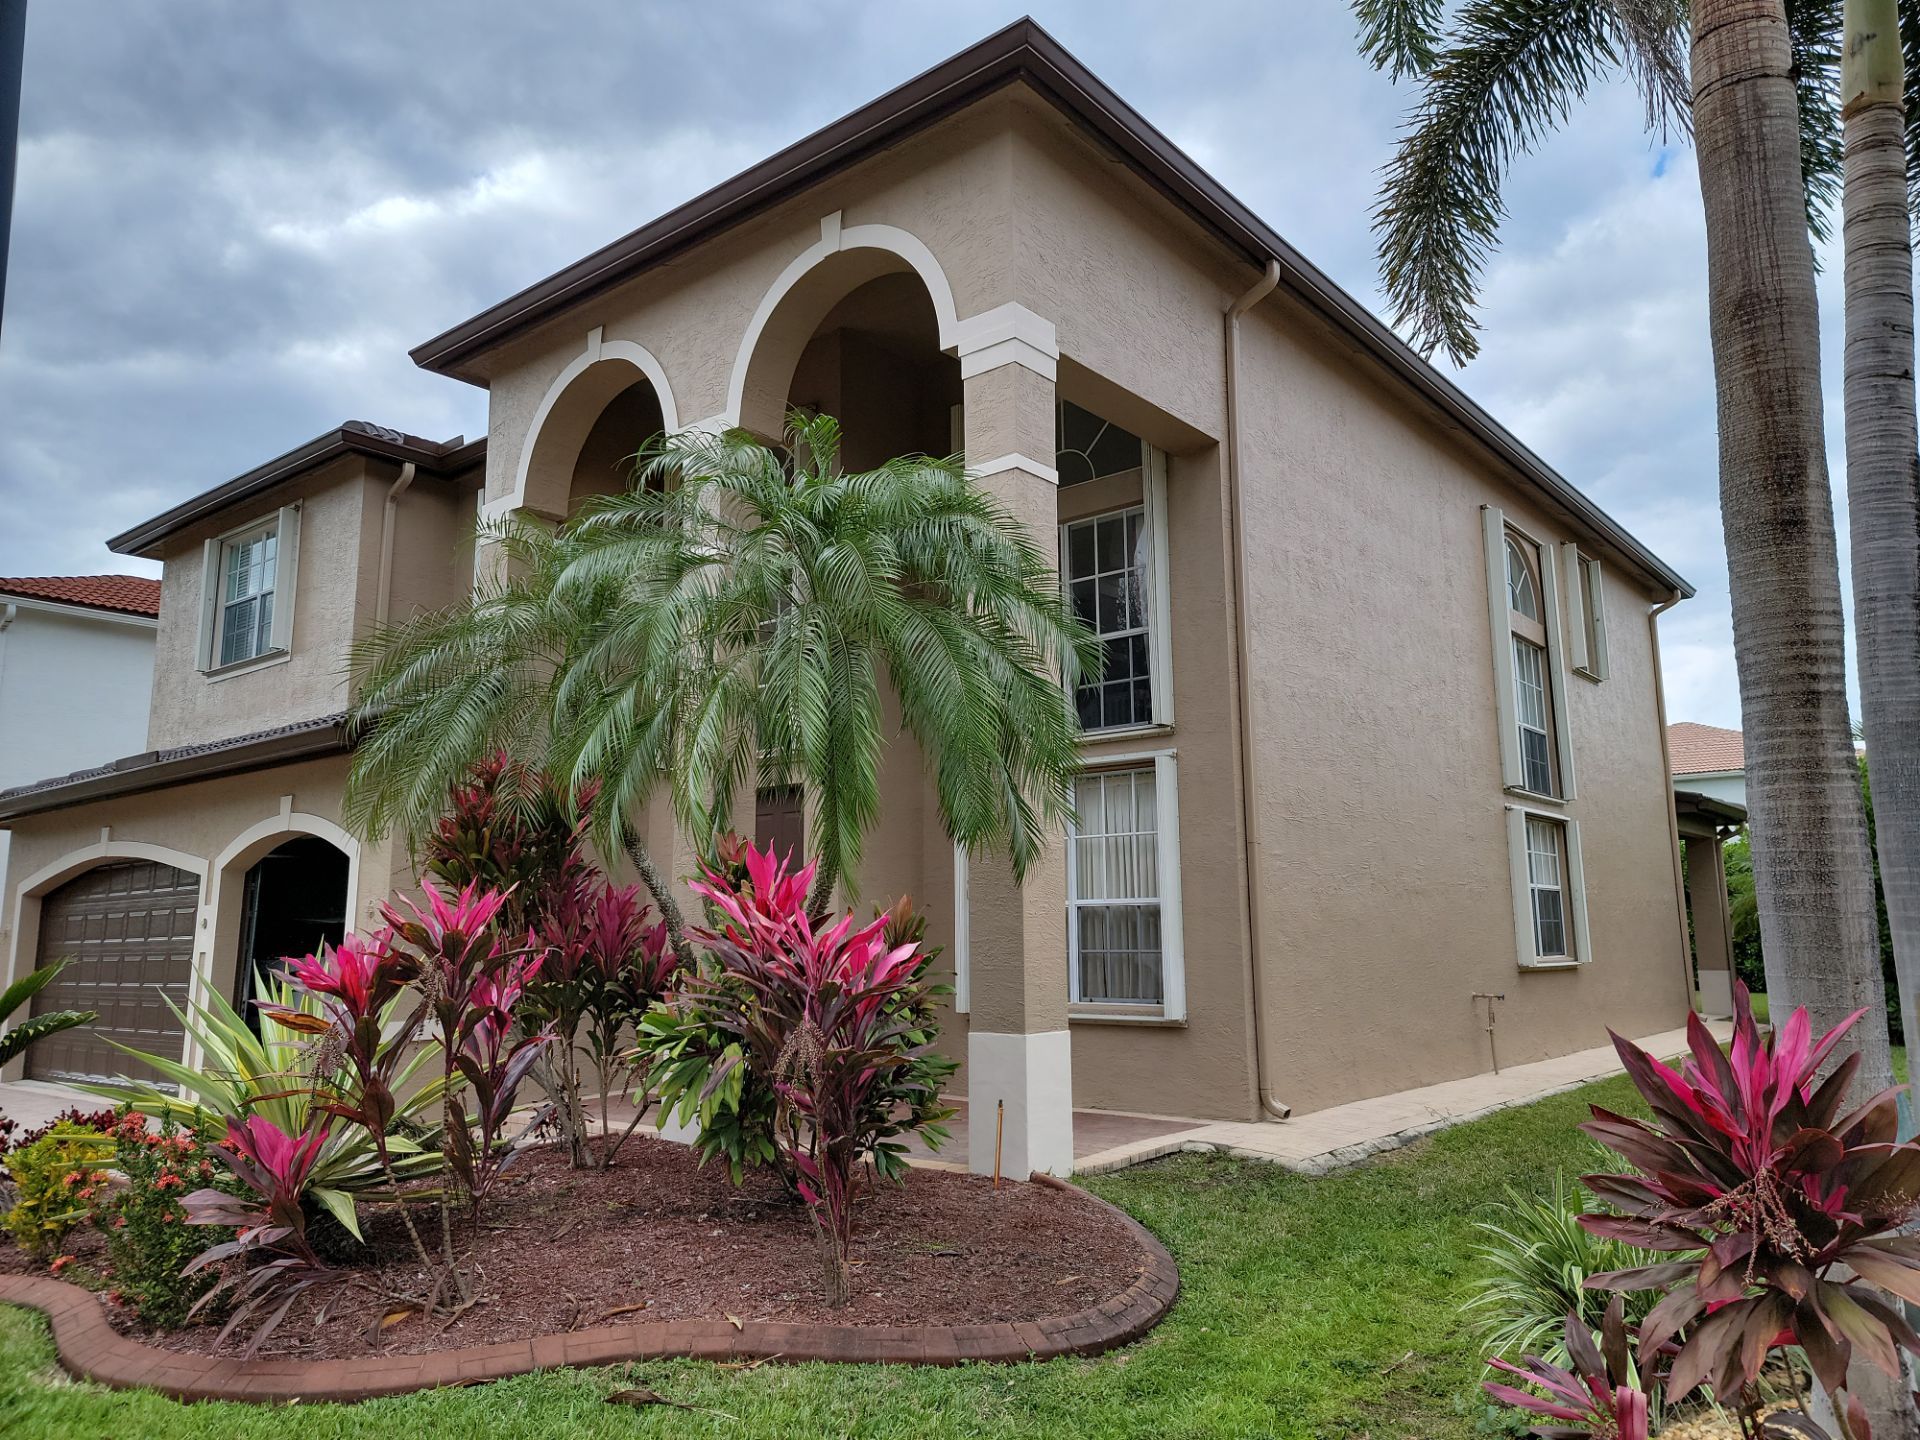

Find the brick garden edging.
[{"left": 0, "top": 1175, "right": 1177, "bottom": 1405}]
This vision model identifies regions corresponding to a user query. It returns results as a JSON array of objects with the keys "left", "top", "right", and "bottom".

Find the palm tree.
[
  {"left": 347, "top": 411, "right": 1097, "bottom": 930},
  {"left": 1351, "top": 0, "right": 1894, "bottom": 1098},
  {"left": 0, "top": 958, "right": 95, "bottom": 1068},
  {"left": 1842, "top": 0, "right": 1920, "bottom": 1098}
]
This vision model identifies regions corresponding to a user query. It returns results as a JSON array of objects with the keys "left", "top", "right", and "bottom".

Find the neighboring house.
[
  {"left": 1668, "top": 721, "right": 1746, "bottom": 809},
  {"left": 0, "top": 21, "right": 1698, "bottom": 1176},
  {"left": 0, "top": 576, "right": 160, "bottom": 1005}
]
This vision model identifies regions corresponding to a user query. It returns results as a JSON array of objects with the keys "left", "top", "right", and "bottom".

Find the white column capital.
[{"left": 954, "top": 302, "right": 1059, "bottom": 381}]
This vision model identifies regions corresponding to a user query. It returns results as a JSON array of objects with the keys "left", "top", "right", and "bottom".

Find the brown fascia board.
[
  {"left": 107, "top": 424, "right": 484, "bottom": 558},
  {"left": 0, "top": 715, "right": 350, "bottom": 824},
  {"left": 1673, "top": 788, "right": 1748, "bottom": 828},
  {"left": 407, "top": 18, "right": 1692, "bottom": 600}
]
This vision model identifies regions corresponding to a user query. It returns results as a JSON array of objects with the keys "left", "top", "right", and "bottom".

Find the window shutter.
[
  {"left": 1144, "top": 445, "right": 1174, "bottom": 726},
  {"left": 1559, "top": 543, "right": 1589, "bottom": 675},
  {"left": 1536, "top": 542, "right": 1577, "bottom": 799},
  {"left": 1585, "top": 557, "right": 1609, "bottom": 680},
  {"left": 269, "top": 504, "right": 301, "bottom": 653},
  {"left": 1482, "top": 507, "right": 1524, "bottom": 788},
  {"left": 1565, "top": 817, "right": 1593, "bottom": 964},
  {"left": 197, "top": 538, "right": 221, "bottom": 671},
  {"left": 1505, "top": 804, "right": 1535, "bottom": 965},
  {"left": 1154, "top": 751, "right": 1186, "bottom": 1021}
]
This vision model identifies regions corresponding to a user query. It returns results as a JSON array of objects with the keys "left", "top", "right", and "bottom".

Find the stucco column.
[
  {"left": 956, "top": 331, "right": 1073, "bottom": 1178},
  {"left": 1687, "top": 833, "right": 1736, "bottom": 1018}
]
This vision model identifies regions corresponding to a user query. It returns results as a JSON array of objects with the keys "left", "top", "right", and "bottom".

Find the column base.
[
  {"left": 966, "top": 1029, "right": 1073, "bottom": 1178},
  {"left": 1696, "top": 968, "right": 1734, "bottom": 1019}
]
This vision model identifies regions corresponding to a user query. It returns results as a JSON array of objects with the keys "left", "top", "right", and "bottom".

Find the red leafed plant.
[
  {"left": 1485, "top": 1300, "right": 1653, "bottom": 1440},
  {"left": 685, "top": 840, "right": 950, "bottom": 1307},
  {"left": 1577, "top": 982, "right": 1920, "bottom": 1433},
  {"left": 181, "top": 1115, "right": 333, "bottom": 1355}
]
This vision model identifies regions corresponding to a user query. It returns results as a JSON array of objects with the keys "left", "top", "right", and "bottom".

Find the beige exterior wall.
[{"left": 145, "top": 456, "right": 475, "bottom": 751}]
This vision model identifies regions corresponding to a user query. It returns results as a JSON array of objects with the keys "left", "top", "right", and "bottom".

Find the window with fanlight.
[{"left": 1505, "top": 535, "right": 1557, "bottom": 796}]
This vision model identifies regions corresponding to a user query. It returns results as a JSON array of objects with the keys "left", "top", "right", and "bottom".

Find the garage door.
[{"left": 29, "top": 860, "right": 199, "bottom": 1085}]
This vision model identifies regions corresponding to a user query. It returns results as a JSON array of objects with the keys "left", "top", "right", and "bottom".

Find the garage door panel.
[{"left": 29, "top": 860, "right": 199, "bottom": 1085}]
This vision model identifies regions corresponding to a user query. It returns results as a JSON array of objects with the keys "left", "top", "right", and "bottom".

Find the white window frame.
[
  {"left": 1482, "top": 506, "right": 1576, "bottom": 800},
  {"left": 197, "top": 504, "right": 300, "bottom": 676},
  {"left": 1504, "top": 802, "right": 1591, "bottom": 969},
  {"left": 1560, "top": 542, "right": 1609, "bottom": 682},
  {"left": 1059, "top": 448, "right": 1174, "bottom": 735},
  {"left": 1065, "top": 749, "right": 1185, "bottom": 1020}
]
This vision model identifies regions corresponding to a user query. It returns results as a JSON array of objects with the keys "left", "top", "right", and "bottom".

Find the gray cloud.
[{"left": 1, "top": 1, "right": 1822, "bottom": 729}]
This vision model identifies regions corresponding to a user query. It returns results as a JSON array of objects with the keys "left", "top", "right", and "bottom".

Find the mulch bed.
[{"left": 42, "top": 1136, "right": 1147, "bottom": 1361}]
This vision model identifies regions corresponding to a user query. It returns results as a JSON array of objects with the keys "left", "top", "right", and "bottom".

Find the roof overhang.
[
  {"left": 1674, "top": 788, "right": 1748, "bottom": 833},
  {"left": 109, "top": 425, "right": 485, "bottom": 559},
  {"left": 408, "top": 16, "right": 1691, "bottom": 599},
  {"left": 0, "top": 714, "right": 350, "bottom": 823},
  {"left": 0, "top": 593, "right": 159, "bottom": 628}
]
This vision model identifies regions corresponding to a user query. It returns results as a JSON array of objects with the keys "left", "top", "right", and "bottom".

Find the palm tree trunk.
[
  {"left": 1834, "top": 7, "right": 1920, "bottom": 1433},
  {"left": 619, "top": 829, "right": 693, "bottom": 967},
  {"left": 1691, "top": 0, "right": 1894, "bottom": 1095},
  {"left": 1844, "top": 0, "right": 1920, "bottom": 1082}
]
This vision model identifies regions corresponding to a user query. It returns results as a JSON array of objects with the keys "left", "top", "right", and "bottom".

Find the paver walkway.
[{"left": 1070, "top": 1020, "right": 1730, "bottom": 1175}]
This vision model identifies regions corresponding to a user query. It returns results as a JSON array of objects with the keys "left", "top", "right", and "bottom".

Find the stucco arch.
[
  {"left": 192, "top": 809, "right": 362, "bottom": 1053},
  {"left": 487, "top": 330, "right": 680, "bottom": 521},
  {"left": 725, "top": 212, "right": 960, "bottom": 438},
  {"left": 1, "top": 840, "right": 212, "bottom": 1078}
]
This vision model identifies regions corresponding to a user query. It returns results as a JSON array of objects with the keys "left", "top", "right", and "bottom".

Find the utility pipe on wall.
[
  {"left": 1224, "top": 258, "right": 1290, "bottom": 1123},
  {"left": 375, "top": 462, "right": 418, "bottom": 627}
]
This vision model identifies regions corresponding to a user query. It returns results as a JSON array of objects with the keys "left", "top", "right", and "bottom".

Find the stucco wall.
[{"left": 145, "top": 457, "right": 476, "bottom": 751}]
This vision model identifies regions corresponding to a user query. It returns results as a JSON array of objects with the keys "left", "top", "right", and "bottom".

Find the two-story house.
[{"left": 0, "top": 20, "right": 1696, "bottom": 1175}]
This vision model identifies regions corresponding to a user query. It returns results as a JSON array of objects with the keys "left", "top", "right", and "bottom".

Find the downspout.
[
  {"left": 1648, "top": 589, "right": 1695, "bottom": 1013},
  {"left": 375, "top": 462, "right": 418, "bottom": 627},
  {"left": 1224, "top": 258, "right": 1291, "bottom": 1122}
]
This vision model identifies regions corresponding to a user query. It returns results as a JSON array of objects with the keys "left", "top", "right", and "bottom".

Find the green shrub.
[
  {"left": 2, "top": 1120, "right": 114, "bottom": 1259},
  {"left": 93, "top": 1110, "right": 239, "bottom": 1329}
]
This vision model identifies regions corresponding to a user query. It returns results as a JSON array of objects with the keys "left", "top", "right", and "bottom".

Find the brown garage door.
[{"left": 29, "top": 860, "right": 199, "bottom": 1085}]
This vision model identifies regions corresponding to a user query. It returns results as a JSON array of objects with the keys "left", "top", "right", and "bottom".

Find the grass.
[{"left": 0, "top": 1072, "right": 1652, "bottom": 1440}]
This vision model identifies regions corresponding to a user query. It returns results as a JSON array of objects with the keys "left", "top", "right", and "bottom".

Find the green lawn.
[{"left": 0, "top": 1071, "right": 1655, "bottom": 1440}]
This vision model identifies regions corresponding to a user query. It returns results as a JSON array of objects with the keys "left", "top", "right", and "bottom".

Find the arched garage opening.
[{"left": 27, "top": 859, "right": 199, "bottom": 1084}]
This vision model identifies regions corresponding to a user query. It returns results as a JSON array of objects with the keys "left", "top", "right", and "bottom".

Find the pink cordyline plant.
[
  {"left": 1576, "top": 983, "right": 1920, "bottom": 1433},
  {"left": 1485, "top": 1301, "right": 1652, "bottom": 1440},
  {"left": 181, "top": 1115, "right": 334, "bottom": 1355},
  {"left": 687, "top": 841, "right": 943, "bottom": 1307}
]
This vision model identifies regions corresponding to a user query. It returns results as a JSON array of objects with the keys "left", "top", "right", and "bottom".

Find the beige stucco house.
[{"left": 0, "top": 20, "right": 1697, "bottom": 1175}]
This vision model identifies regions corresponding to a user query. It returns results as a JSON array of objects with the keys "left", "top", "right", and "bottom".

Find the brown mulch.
[{"left": 77, "top": 1136, "right": 1148, "bottom": 1360}]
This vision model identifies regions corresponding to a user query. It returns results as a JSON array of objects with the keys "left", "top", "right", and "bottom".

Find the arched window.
[{"left": 1505, "top": 533, "right": 1556, "bottom": 796}]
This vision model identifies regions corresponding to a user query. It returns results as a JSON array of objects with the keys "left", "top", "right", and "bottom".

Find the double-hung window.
[
  {"left": 1483, "top": 510, "right": 1574, "bottom": 800},
  {"left": 197, "top": 506, "right": 300, "bottom": 674},
  {"left": 1506, "top": 805, "right": 1590, "bottom": 966},
  {"left": 1067, "top": 757, "right": 1185, "bottom": 1018},
  {"left": 1057, "top": 399, "right": 1172, "bottom": 733},
  {"left": 1506, "top": 538, "right": 1556, "bottom": 795}
]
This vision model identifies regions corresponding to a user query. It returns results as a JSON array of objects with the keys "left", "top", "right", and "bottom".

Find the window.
[
  {"left": 1066, "top": 508, "right": 1153, "bottom": 729},
  {"left": 1056, "top": 400, "right": 1173, "bottom": 733},
  {"left": 197, "top": 506, "right": 299, "bottom": 673},
  {"left": 1561, "top": 544, "right": 1609, "bottom": 681},
  {"left": 217, "top": 528, "right": 277, "bottom": 667},
  {"left": 1067, "top": 757, "right": 1185, "bottom": 1017},
  {"left": 1483, "top": 509, "right": 1575, "bottom": 799},
  {"left": 1506, "top": 806, "right": 1590, "bottom": 966}
]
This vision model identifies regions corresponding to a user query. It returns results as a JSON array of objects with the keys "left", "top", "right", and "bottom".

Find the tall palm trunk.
[
  {"left": 1844, "top": 0, "right": 1920, "bottom": 1081},
  {"left": 1692, "top": 0, "right": 1894, "bottom": 1097}
]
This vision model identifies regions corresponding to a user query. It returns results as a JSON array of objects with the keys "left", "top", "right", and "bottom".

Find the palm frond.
[
  {"left": 1786, "top": 0, "right": 1844, "bottom": 242},
  {"left": 1354, "top": 0, "right": 1447, "bottom": 79}
]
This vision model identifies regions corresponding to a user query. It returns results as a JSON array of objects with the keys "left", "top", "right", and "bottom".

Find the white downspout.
[
  {"left": 1224, "top": 259, "right": 1291, "bottom": 1122},
  {"left": 375, "top": 462, "right": 418, "bottom": 627}
]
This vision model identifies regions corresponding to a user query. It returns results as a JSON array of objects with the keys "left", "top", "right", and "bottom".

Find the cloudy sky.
[{"left": 0, "top": 1, "right": 1863, "bottom": 731}]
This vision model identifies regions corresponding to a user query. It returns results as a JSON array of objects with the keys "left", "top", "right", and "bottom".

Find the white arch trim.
[
  {"left": 485, "top": 328, "right": 680, "bottom": 521},
  {"left": 722, "top": 212, "right": 962, "bottom": 428}
]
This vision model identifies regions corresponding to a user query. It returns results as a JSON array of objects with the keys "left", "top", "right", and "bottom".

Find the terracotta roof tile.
[
  {"left": 0, "top": 574, "right": 161, "bottom": 617},
  {"left": 1668, "top": 721, "right": 1744, "bottom": 776}
]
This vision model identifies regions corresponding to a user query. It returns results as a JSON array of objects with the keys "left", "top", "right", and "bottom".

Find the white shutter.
[
  {"left": 1565, "top": 816, "right": 1593, "bottom": 965},
  {"left": 269, "top": 505, "right": 301, "bottom": 653},
  {"left": 1482, "top": 507, "right": 1524, "bottom": 788},
  {"left": 1585, "top": 556, "right": 1609, "bottom": 680},
  {"left": 1559, "top": 542, "right": 1590, "bottom": 675},
  {"left": 1505, "top": 804, "right": 1535, "bottom": 965},
  {"left": 1537, "top": 542, "right": 1577, "bottom": 799},
  {"left": 1144, "top": 446, "right": 1174, "bottom": 726},
  {"left": 197, "top": 538, "right": 221, "bottom": 671}
]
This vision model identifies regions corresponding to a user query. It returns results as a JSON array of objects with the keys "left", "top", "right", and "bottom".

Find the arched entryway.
[
  {"left": 232, "top": 835, "right": 350, "bottom": 1021},
  {"left": 28, "top": 859, "right": 199, "bottom": 1084},
  {"left": 500, "top": 337, "right": 678, "bottom": 522}
]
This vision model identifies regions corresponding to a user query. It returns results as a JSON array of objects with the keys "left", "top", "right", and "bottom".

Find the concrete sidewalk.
[
  {"left": 1072, "top": 1020, "right": 1730, "bottom": 1176},
  {"left": 0, "top": 1078, "right": 106, "bottom": 1134}
]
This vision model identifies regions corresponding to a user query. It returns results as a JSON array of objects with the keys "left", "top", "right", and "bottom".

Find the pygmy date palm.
[{"left": 348, "top": 410, "right": 1098, "bottom": 929}]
